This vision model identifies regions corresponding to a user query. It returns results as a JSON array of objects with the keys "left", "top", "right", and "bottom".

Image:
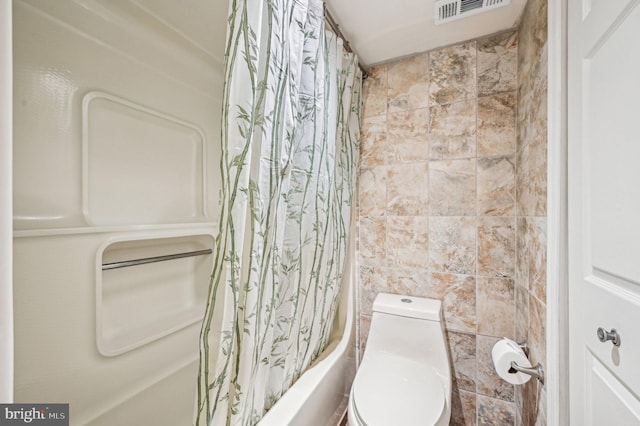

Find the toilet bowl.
[{"left": 348, "top": 293, "right": 452, "bottom": 426}]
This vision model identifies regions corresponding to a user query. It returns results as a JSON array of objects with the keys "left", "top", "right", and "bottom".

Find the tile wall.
[
  {"left": 359, "top": 30, "right": 520, "bottom": 425},
  {"left": 515, "top": 0, "right": 548, "bottom": 424},
  {"left": 357, "top": 6, "right": 547, "bottom": 421}
]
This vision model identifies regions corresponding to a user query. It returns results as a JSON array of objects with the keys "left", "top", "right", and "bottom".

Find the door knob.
[{"left": 597, "top": 327, "right": 621, "bottom": 347}]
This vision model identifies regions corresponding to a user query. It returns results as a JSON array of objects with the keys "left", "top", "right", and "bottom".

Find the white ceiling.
[
  {"left": 130, "top": 0, "right": 528, "bottom": 70},
  {"left": 325, "top": 0, "right": 528, "bottom": 66}
]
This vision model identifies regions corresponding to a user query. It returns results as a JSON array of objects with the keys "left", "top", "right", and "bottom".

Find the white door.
[{"left": 568, "top": 0, "right": 640, "bottom": 424}]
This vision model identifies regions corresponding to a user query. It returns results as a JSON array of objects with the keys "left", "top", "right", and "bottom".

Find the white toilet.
[{"left": 348, "top": 293, "right": 452, "bottom": 426}]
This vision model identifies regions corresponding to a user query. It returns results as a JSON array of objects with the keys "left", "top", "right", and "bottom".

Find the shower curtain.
[{"left": 194, "top": 0, "right": 362, "bottom": 424}]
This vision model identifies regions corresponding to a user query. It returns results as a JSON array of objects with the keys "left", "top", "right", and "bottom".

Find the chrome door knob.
[{"left": 597, "top": 327, "right": 621, "bottom": 347}]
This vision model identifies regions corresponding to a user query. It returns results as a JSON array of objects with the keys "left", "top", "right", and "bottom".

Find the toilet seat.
[{"left": 352, "top": 352, "right": 445, "bottom": 426}]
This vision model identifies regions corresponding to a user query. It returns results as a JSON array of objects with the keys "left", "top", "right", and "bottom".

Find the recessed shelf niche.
[
  {"left": 97, "top": 234, "right": 213, "bottom": 356},
  {"left": 82, "top": 91, "right": 207, "bottom": 227}
]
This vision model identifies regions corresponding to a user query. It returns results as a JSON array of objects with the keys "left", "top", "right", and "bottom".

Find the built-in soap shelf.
[
  {"left": 82, "top": 91, "right": 207, "bottom": 227},
  {"left": 97, "top": 234, "right": 213, "bottom": 356}
]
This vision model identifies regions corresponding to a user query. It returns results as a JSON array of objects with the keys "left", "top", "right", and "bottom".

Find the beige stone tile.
[
  {"left": 518, "top": 44, "right": 544, "bottom": 117},
  {"left": 535, "top": 386, "right": 547, "bottom": 426},
  {"left": 517, "top": 0, "right": 548, "bottom": 89},
  {"left": 429, "top": 216, "right": 476, "bottom": 275},
  {"left": 515, "top": 142, "right": 531, "bottom": 213},
  {"left": 387, "top": 162, "right": 429, "bottom": 216},
  {"left": 477, "top": 276, "right": 515, "bottom": 339},
  {"left": 515, "top": 284, "right": 529, "bottom": 344},
  {"left": 428, "top": 272, "right": 476, "bottom": 333},
  {"left": 347, "top": 326, "right": 357, "bottom": 366},
  {"left": 358, "top": 216, "right": 385, "bottom": 266},
  {"left": 516, "top": 134, "right": 547, "bottom": 217},
  {"left": 429, "top": 101, "right": 477, "bottom": 160},
  {"left": 387, "top": 267, "right": 430, "bottom": 297},
  {"left": 529, "top": 295, "right": 546, "bottom": 368},
  {"left": 358, "top": 166, "right": 386, "bottom": 217},
  {"left": 451, "top": 390, "right": 477, "bottom": 426},
  {"left": 476, "top": 335, "right": 515, "bottom": 401},
  {"left": 478, "top": 92, "right": 517, "bottom": 158},
  {"left": 516, "top": 8, "right": 547, "bottom": 220},
  {"left": 534, "top": 44, "right": 548, "bottom": 130},
  {"left": 517, "top": 0, "right": 548, "bottom": 240},
  {"left": 429, "top": 42, "right": 477, "bottom": 106},
  {"left": 429, "top": 159, "right": 476, "bottom": 216},
  {"left": 478, "top": 216, "right": 516, "bottom": 278},
  {"left": 515, "top": 386, "right": 524, "bottom": 426},
  {"left": 347, "top": 333, "right": 356, "bottom": 362},
  {"left": 516, "top": 51, "right": 547, "bottom": 156},
  {"left": 516, "top": 371, "right": 545, "bottom": 426},
  {"left": 516, "top": 84, "right": 533, "bottom": 152},
  {"left": 516, "top": 217, "right": 547, "bottom": 302},
  {"left": 388, "top": 108, "right": 429, "bottom": 163},
  {"left": 387, "top": 53, "right": 429, "bottom": 113},
  {"left": 359, "top": 266, "right": 387, "bottom": 316},
  {"left": 363, "top": 65, "right": 387, "bottom": 118},
  {"left": 360, "top": 115, "right": 387, "bottom": 167},
  {"left": 515, "top": 1, "right": 547, "bottom": 398},
  {"left": 387, "top": 216, "right": 430, "bottom": 268},
  {"left": 447, "top": 331, "right": 477, "bottom": 393},
  {"left": 477, "top": 394, "right": 516, "bottom": 426},
  {"left": 478, "top": 156, "right": 516, "bottom": 216},
  {"left": 478, "top": 31, "right": 518, "bottom": 97}
]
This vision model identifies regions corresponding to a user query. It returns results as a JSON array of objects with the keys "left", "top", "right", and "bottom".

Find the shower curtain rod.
[{"left": 323, "top": 4, "right": 369, "bottom": 79}]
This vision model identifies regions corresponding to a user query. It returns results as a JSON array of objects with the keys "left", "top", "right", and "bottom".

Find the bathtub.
[{"left": 258, "top": 249, "right": 356, "bottom": 426}]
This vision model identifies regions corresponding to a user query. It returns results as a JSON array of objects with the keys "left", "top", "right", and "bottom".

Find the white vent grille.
[
  {"left": 435, "top": 0, "right": 511, "bottom": 25},
  {"left": 460, "top": 0, "right": 484, "bottom": 13}
]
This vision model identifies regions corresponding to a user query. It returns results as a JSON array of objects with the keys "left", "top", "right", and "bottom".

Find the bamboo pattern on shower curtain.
[{"left": 194, "top": 0, "right": 362, "bottom": 424}]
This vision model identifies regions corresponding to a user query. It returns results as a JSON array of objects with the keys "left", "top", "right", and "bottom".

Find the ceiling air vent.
[{"left": 435, "top": 0, "right": 511, "bottom": 25}]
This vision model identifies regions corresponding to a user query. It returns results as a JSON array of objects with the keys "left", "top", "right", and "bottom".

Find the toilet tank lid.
[{"left": 372, "top": 293, "right": 442, "bottom": 321}]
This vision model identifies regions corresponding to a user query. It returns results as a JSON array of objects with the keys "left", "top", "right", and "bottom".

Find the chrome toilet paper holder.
[{"left": 508, "top": 342, "right": 544, "bottom": 385}]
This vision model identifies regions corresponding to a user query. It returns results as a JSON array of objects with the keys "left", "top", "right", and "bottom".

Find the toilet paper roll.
[{"left": 491, "top": 338, "right": 532, "bottom": 385}]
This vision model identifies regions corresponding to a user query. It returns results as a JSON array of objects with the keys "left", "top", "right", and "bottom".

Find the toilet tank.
[
  {"left": 372, "top": 293, "right": 443, "bottom": 321},
  {"left": 365, "top": 294, "right": 451, "bottom": 389}
]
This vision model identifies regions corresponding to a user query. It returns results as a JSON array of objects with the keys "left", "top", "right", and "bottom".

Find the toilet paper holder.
[{"left": 508, "top": 342, "right": 545, "bottom": 385}]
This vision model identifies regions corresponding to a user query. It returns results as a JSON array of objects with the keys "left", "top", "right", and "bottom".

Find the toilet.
[{"left": 348, "top": 293, "right": 452, "bottom": 426}]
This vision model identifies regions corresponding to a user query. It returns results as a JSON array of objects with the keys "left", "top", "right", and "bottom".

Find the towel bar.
[{"left": 102, "top": 248, "right": 212, "bottom": 270}]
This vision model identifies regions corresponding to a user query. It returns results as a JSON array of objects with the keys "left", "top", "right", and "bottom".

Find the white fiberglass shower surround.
[{"left": 12, "top": 0, "right": 355, "bottom": 424}]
